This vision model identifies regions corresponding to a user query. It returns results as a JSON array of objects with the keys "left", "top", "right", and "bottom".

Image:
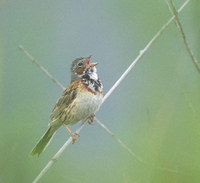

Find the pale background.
[{"left": 0, "top": 0, "right": 200, "bottom": 182}]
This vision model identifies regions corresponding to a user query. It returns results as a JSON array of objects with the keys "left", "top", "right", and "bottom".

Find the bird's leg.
[
  {"left": 63, "top": 124, "right": 80, "bottom": 144},
  {"left": 88, "top": 114, "right": 95, "bottom": 125}
]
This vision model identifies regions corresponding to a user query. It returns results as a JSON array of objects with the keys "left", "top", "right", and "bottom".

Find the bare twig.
[
  {"left": 168, "top": 0, "right": 200, "bottom": 73},
  {"left": 102, "top": 0, "right": 191, "bottom": 103},
  {"left": 32, "top": 121, "right": 87, "bottom": 183},
  {"left": 19, "top": 45, "right": 65, "bottom": 90},
  {"left": 19, "top": 0, "right": 190, "bottom": 182},
  {"left": 19, "top": 45, "right": 144, "bottom": 180},
  {"left": 19, "top": 45, "right": 143, "bottom": 163},
  {"left": 95, "top": 117, "right": 143, "bottom": 162}
]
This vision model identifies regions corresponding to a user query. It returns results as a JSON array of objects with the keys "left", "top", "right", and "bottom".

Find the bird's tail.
[{"left": 30, "top": 125, "right": 59, "bottom": 157}]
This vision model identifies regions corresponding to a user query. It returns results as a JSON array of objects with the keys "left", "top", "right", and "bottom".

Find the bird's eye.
[{"left": 78, "top": 62, "right": 83, "bottom": 67}]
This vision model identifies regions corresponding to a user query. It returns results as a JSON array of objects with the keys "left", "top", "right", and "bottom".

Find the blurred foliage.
[{"left": 0, "top": 0, "right": 200, "bottom": 183}]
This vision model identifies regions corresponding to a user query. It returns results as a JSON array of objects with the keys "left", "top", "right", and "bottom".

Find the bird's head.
[{"left": 70, "top": 56, "right": 98, "bottom": 82}]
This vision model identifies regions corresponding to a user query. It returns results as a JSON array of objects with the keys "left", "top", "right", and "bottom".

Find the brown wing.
[{"left": 49, "top": 80, "right": 80, "bottom": 122}]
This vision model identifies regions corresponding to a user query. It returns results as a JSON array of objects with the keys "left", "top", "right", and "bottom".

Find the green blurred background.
[{"left": 0, "top": 0, "right": 200, "bottom": 182}]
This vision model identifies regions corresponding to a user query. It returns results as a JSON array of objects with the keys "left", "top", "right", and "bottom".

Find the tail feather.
[{"left": 30, "top": 126, "right": 58, "bottom": 157}]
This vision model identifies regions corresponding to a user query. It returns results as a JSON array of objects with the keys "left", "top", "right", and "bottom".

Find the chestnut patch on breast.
[{"left": 82, "top": 83, "right": 97, "bottom": 95}]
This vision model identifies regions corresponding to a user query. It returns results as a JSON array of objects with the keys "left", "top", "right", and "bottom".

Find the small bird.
[{"left": 30, "top": 56, "right": 103, "bottom": 156}]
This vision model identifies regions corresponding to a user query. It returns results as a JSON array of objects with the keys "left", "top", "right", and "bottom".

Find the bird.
[{"left": 30, "top": 56, "right": 103, "bottom": 156}]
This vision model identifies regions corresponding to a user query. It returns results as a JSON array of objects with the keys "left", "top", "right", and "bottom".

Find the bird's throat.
[{"left": 81, "top": 72, "right": 103, "bottom": 93}]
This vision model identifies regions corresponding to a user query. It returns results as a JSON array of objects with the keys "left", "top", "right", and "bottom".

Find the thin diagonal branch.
[
  {"left": 102, "top": 0, "right": 191, "bottom": 103},
  {"left": 94, "top": 118, "right": 143, "bottom": 162},
  {"left": 20, "top": 45, "right": 144, "bottom": 182},
  {"left": 18, "top": 45, "right": 65, "bottom": 90},
  {"left": 32, "top": 121, "right": 87, "bottom": 183},
  {"left": 19, "top": 45, "right": 182, "bottom": 176},
  {"left": 19, "top": 45, "right": 143, "bottom": 163},
  {"left": 168, "top": 0, "right": 200, "bottom": 73},
  {"left": 19, "top": 0, "right": 190, "bottom": 182}
]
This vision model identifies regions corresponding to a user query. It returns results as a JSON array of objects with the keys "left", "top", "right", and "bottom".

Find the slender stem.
[
  {"left": 19, "top": 45, "right": 66, "bottom": 90},
  {"left": 95, "top": 118, "right": 144, "bottom": 163},
  {"left": 168, "top": 0, "right": 200, "bottom": 73},
  {"left": 32, "top": 121, "right": 87, "bottom": 183},
  {"left": 19, "top": 45, "right": 142, "bottom": 162},
  {"left": 19, "top": 45, "right": 142, "bottom": 161},
  {"left": 19, "top": 0, "right": 190, "bottom": 182},
  {"left": 95, "top": 117, "right": 185, "bottom": 175},
  {"left": 102, "top": 0, "right": 191, "bottom": 103}
]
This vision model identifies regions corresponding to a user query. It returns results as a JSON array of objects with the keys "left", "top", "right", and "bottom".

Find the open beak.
[
  {"left": 90, "top": 62, "right": 98, "bottom": 67},
  {"left": 86, "top": 55, "right": 98, "bottom": 68}
]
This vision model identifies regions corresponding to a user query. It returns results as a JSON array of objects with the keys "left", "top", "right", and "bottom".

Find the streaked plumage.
[{"left": 30, "top": 56, "right": 103, "bottom": 156}]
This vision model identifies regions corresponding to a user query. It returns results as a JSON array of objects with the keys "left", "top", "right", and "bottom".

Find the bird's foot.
[
  {"left": 70, "top": 132, "right": 80, "bottom": 144},
  {"left": 63, "top": 124, "right": 80, "bottom": 144},
  {"left": 88, "top": 114, "right": 95, "bottom": 125}
]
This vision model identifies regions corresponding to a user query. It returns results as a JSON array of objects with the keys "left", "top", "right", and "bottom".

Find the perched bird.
[{"left": 30, "top": 56, "right": 103, "bottom": 156}]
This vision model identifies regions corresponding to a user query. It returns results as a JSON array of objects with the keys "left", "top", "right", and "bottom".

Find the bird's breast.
[
  {"left": 76, "top": 87, "right": 103, "bottom": 117},
  {"left": 65, "top": 83, "right": 103, "bottom": 125}
]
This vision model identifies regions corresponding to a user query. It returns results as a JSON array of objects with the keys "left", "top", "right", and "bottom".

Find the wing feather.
[{"left": 49, "top": 80, "right": 80, "bottom": 122}]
